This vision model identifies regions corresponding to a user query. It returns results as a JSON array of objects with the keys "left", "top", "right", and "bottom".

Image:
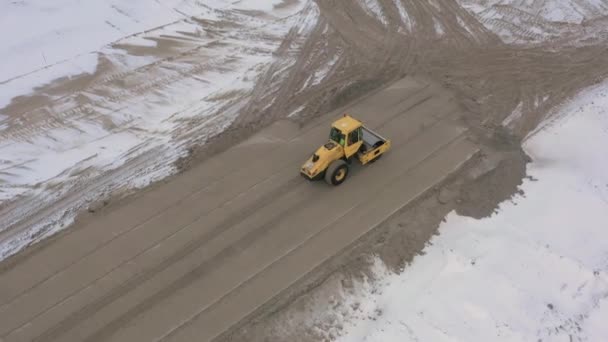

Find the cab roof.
[{"left": 331, "top": 114, "right": 362, "bottom": 133}]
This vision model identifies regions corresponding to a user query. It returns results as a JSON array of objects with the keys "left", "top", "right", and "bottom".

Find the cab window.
[
  {"left": 330, "top": 127, "right": 345, "bottom": 146},
  {"left": 347, "top": 129, "right": 360, "bottom": 145}
]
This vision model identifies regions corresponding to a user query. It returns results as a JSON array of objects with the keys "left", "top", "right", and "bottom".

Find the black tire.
[{"left": 324, "top": 159, "right": 349, "bottom": 186}]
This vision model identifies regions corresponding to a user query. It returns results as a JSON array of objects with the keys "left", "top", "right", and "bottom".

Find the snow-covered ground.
[
  {"left": 0, "top": 0, "right": 182, "bottom": 91},
  {"left": 358, "top": 0, "right": 388, "bottom": 26},
  {"left": 0, "top": 0, "right": 310, "bottom": 100},
  {"left": 0, "top": 0, "right": 319, "bottom": 259},
  {"left": 458, "top": 0, "right": 608, "bottom": 24},
  {"left": 361, "top": 0, "right": 608, "bottom": 44},
  {"left": 330, "top": 80, "right": 608, "bottom": 341},
  {"left": 457, "top": 0, "right": 608, "bottom": 44}
]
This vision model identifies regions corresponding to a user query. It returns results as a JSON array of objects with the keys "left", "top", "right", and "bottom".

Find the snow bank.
[{"left": 334, "top": 80, "right": 608, "bottom": 341}]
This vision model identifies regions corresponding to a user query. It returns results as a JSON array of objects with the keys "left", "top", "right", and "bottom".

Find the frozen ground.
[
  {"left": 328, "top": 80, "right": 608, "bottom": 341},
  {"left": 0, "top": 0, "right": 320, "bottom": 259},
  {"left": 345, "top": 0, "right": 608, "bottom": 45},
  {"left": 457, "top": 0, "right": 608, "bottom": 44},
  {"left": 350, "top": 0, "right": 608, "bottom": 44},
  {"left": 0, "top": 0, "right": 183, "bottom": 91},
  {"left": 0, "top": 0, "right": 311, "bottom": 99}
]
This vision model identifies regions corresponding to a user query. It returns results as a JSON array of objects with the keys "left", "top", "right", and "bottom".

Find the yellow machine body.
[{"left": 300, "top": 114, "right": 391, "bottom": 185}]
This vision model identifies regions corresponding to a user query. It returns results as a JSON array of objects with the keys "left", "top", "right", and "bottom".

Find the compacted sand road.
[{"left": 0, "top": 76, "right": 477, "bottom": 342}]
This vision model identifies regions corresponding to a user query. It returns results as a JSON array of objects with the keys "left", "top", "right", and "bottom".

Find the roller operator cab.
[{"left": 300, "top": 114, "right": 391, "bottom": 186}]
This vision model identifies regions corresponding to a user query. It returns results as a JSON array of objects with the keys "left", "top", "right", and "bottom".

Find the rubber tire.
[{"left": 324, "top": 159, "right": 349, "bottom": 186}]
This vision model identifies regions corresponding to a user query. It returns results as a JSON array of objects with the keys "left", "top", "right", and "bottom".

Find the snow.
[
  {"left": 0, "top": 0, "right": 319, "bottom": 260},
  {"left": 0, "top": 0, "right": 309, "bottom": 108},
  {"left": 0, "top": 0, "right": 300, "bottom": 80},
  {"left": 394, "top": 0, "right": 412, "bottom": 32},
  {"left": 502, "top": 102, "right": 523, "bottom": 128},
  {"left": 358, "top": 0, "right": 388, "bottom": 26},
  {"left": 308, "top": 53, "right": 341, "bottom": 87},
  {"left": 456, "top": 0, "right": 608, "bottom": 44},
  {"left": 428, "top": 0, "right": 442, "bottom": 11},
  {"left": 457, "top": 15, "right": 475, "bottom": 36},
  {"left": 0, "top": 53, "right": 100, "bottom": 109},
  {"left": 288, "top": 105, "right": 306, "bottom": 118},
  {"left": 1, "top": 126, "right": 141, "bottom": 199},
  {"left": 334, "top": 80, "right": 608, "bottom": 341},
  {"left": 0, "top": 1, "right": 183, "bottom": 90},
  {"left": 458, "top": 0, "right": 608, "bottom": 24},
  {"left": 433, "top": 17, "right": 445, "bottom": 36}
]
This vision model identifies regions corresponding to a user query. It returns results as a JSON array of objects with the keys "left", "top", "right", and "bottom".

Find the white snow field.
[
  {"left": 333, "top": 80, "right": 608, "bottom": 341},
  {"left": 0, "top": 0, "right": 311, "bottom": 98}
]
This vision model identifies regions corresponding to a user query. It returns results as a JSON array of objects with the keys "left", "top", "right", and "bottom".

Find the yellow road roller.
[{"left": 300, "top": 114, "right": 391, "bottom": 186}]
